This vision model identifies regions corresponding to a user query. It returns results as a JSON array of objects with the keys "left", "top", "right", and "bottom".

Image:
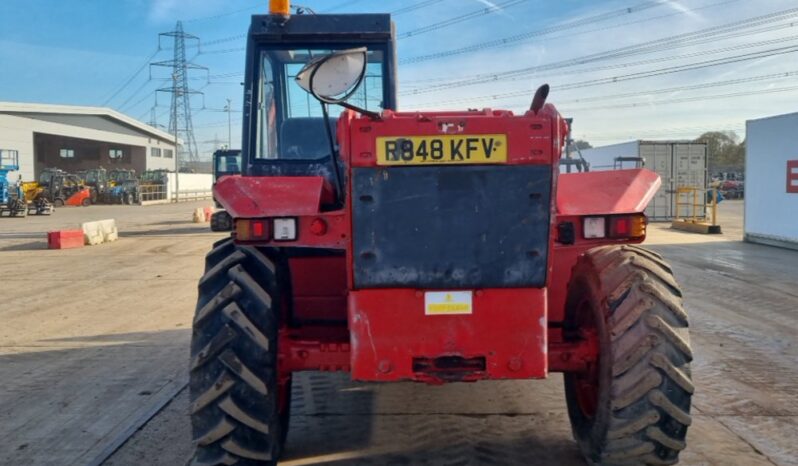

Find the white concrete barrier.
[
  {"left": 193, "top": 208, "right": 206, "bottom": 223},
  {"left": 82, "top": 219, "right": 118, "bottom": 245}
]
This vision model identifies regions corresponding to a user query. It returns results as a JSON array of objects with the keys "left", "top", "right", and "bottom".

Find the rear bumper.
[{"left": 349, "top": 288, "right": 547, "bottom": 383}]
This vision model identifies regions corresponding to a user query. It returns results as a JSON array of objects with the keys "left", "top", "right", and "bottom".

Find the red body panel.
[
  {"left": 289, "top": 256, "right": 347, "bottom": 322},
  {"left": 557, "top": 169, "right": 661, "bottom": 216},
  {"left": 216, "top": 106, "right": 659, "bottom": 383},
  {"left": 65, "top": 188, "right": 91, "bottom": 207},
  {"left": 348, "top": 288, "right": 547, "bottom": 382},
  {"left": 215, "top": 175, "right": 334, "bottom": 218},
  {"left": 346, "top": 107, "right": 565, "bottom": 168}
]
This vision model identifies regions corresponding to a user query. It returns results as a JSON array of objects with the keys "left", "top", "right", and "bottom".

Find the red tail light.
[
  {"left": 235, "top": 219, "right": 271, "bottom": 241},
  {"left": 609, "top": 214, "right": 646, "bottom": 239}
]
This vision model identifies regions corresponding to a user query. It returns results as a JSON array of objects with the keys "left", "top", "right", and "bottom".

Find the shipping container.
[
  {"left": 745, "top": 112, "right": 798, "bottom": 250},
  {"left": 578, "top": 140, "right": 707, "bottom": 221}
]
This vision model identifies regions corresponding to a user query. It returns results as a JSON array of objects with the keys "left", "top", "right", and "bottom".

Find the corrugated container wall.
[
  {"left": 745, "top": 112, "right": 798, "bottom": 250},
  {"left": 578, "top": 140, "right": 707, "bottom": 221}
]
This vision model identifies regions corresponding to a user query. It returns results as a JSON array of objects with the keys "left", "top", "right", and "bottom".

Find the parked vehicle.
[
  {"left": 210, "top": 149, "right": 241, "bottom": 231},
  {"left": 103, "top": 169, "right": 138, "bottom": 204},
  {"left": 106, "top": 179, "right": 140, "bottom": 205},
  {"left": 36, "top": 168, "right": 91, "bottom": 207},
  {"left": 82, "top": 168, "right": 110, "bottom": 204},
  {"left": 0, "top": 150, "right": 27, "bottom": 217},
  {"left": 140, "top": 169, "right": 169, "bottom": 201}
]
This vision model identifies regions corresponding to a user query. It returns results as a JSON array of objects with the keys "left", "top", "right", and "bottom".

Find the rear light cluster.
[
  {"left": 236, "top": 218, "right": 299, "bottom": 241},
  {"left": 583, "top": 214, "right": 646, "bottom": 240},
  {"left": 235, "top": 217, "right": 329, "bottom": 242}
]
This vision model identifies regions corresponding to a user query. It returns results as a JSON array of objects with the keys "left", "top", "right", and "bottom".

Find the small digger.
[{"left": 189, "top": 3, "right": 694, "bottom": 465}]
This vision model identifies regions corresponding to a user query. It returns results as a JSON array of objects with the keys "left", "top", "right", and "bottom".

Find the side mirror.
[{"left": 295, "top": 47, "right": 367, "bottom": 104}]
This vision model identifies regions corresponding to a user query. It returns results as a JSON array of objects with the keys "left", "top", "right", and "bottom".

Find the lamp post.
[
  {"left": 173, "top": 72, "right": 180, "bottom": 202},
  {"left": 224, "top": 98, "right": 232, "bottom": 149}
]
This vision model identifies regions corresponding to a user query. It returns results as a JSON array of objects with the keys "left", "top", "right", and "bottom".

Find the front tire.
[
  {"left": 190, "top": 237, "right": 290, "bottom": 465},
  {"left": 210, "top": 211, "right": 233, "bottom": 232},
  {"left": 564, "top": 245, "right": 693, "bottom": 466}
]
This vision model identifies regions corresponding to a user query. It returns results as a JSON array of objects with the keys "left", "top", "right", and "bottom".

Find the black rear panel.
[{"left": 352, "top": 165, "right": 552, "bottom": 289}]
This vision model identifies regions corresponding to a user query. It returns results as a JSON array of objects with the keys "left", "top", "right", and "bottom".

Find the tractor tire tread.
[
  {"left": 566, "top": 245, "right": 692, "bottom": 466},
  {"left": 190, "top": 242, "right": 283, "bottom": 465}
]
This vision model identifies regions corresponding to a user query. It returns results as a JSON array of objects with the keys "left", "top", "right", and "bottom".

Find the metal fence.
[{"left": 138, "top": 184, "right": 212, "bottom": 204}]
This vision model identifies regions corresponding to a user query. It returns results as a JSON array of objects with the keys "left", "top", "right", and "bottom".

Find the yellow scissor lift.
[{"left": 671, "top": 186, "right": 722, "bottom": 234}]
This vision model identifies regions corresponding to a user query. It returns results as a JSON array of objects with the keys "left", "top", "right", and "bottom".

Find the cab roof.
[{"left": 249, "top": 13, "right": 393, "bottom": 43}]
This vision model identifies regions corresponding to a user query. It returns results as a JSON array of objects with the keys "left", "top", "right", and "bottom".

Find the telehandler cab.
[{"left": 190, "top": 2, "right": 693, "bottom": 465}]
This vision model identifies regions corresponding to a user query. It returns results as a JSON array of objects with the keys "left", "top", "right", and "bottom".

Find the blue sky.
[{"left": 2, "top": 0, "right": 797, "bottom": 157}]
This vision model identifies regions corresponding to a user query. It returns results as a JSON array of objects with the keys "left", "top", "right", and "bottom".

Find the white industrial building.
[
  {"left": 745, "top": 112, "right": 798, "bottom": 250},
  {"left": 0, "top": 101, "right": 177, "bottom": 182},
  {"left": 578, "top": 140, "right": 707, "bottom": 221}
]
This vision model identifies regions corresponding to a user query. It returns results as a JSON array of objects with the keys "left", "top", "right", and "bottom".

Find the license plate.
[
  {"left": 376, "top": 135, "right": 507, "bottom": 166},
  {"left": 425, "top": 291, "right": 473, "bottom": 315}
]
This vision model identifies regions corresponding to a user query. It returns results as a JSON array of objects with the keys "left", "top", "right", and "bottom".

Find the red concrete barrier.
[{"left": 48, "top": 230, "right": 85, "bottom": 249}]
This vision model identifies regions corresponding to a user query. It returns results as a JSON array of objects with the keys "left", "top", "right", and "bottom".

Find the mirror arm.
[
  {"left": 337, "top": 101, "right": 381, "bottom": 120},
  {"left": 320, "top": 102, "right": 345, "bottom": 205}
]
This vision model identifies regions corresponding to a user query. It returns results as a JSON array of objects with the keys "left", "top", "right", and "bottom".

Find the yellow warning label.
[{"left": 425, "top": 291, "right": 473, "bottom": 315}]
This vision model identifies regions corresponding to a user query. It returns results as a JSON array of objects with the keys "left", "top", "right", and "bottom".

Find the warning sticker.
[{"left": 424, "top": 291, "right": 473, "bottom": 315}]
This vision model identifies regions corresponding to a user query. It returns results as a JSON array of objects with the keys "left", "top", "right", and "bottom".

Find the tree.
[
  {"left": 694, "top": 131, "right": 744, "bottom": 172},
  {"left": 573, "top": 139, "right": 592, "bottom": 150}
]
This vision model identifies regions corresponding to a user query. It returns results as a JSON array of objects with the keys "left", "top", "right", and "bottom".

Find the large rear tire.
[
  {"left": 564, "top": 245, "right": 693, "bottom": 466},
  {"left": 190, "top": 237, "right": 290, "bottom": 465}
]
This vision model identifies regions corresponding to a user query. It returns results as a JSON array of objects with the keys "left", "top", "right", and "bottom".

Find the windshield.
[
  {"left": 112, "top": 171, "right": 133, "bottom": 182},
  {"left": 39, "top": 171, "right": 53, "bottom": 185},
  {"left": 86, "top": 171, "right": 101, "bottom": 183},
  {"left": 215, "top": 152, "right": 242, "bottom": 175},
  {"left": 256, "top": 47, "right": 386, "bottom": 161}
]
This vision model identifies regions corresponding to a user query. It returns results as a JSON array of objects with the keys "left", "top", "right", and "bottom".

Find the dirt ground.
[{"left": 1, "top": 200, "right": 797, "bottom": 465}]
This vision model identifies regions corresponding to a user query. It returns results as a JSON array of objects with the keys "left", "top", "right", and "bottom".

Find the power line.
[
  {"left": 478, "top": 32, "right": 798, "bottom": 92},
  {"left": 102, "top": 48, "right": 160, "bottom": 106},
  {"left": 200, "top": 47, "right": 246, "bottom": 55},
  {"left": 582, "top": 123, "right": 744, "bottom": 142},
  {"left": 118, "top": 82, "right": 155, "bottom": 113},
  {"left": 324, "top": 0, "right": 367, "bottom": 13},
  {"left": 184, "top": 2, "right": 262, "bottom": 23},
  {"left": 398, "top": 0, "right": 528, "bottom": 39},
  {"left": 554, "top": 44, "right": 798, "bottom": 91},
  {"left": 398, "top": 0, "right": 744, "bottom": 85},
  {"left": 401, "top": 7, "right": 798, "bottom": 95},
  {"left": 562, "top": 84, "right": 798, "bottom": 112},
  {"left": 391, "top": 0, "right": 445, "bottom": 16},
  {"left": 401, "top": 0, "right": 679, "bottom": 64},
  {"left": 558, "top": 70, "right": 798, "bottom": 104},
  {"left": 415, "top": 68, "right": 798, "bottom": 108}
]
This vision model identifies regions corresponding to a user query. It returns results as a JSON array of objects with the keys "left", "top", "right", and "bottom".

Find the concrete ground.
[{"left": 1, "top": 200, "right": 797, "bottom": 465}]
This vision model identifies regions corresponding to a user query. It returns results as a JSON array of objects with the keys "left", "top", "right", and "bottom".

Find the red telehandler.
[{"left": 190, "top": 2, "right": 693, "bottom": 464}]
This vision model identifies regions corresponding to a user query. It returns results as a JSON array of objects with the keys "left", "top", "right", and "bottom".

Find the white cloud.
[
  {"left": 472, "top": 0, "right": 512, "bottom": 20},
  {"left": 661, "top": 0, "right": 703, "bottom": 21}
]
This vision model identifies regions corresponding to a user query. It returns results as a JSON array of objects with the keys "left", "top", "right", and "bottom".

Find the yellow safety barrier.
[{"left": 671, "top": 186, "right": 722, "bottom": 234}]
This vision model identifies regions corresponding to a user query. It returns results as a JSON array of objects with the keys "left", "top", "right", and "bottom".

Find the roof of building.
[{"left": 0, "top": 101, "right": 178, "bottom": 143}]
